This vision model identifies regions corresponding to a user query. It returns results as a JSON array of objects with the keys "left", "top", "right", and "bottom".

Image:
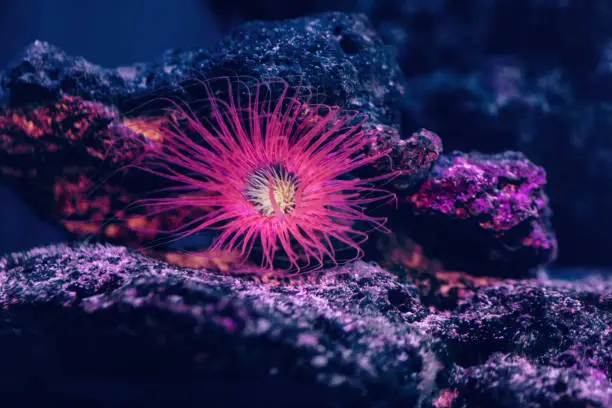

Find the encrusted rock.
[
  {"left": 0, "top": 243, "right": 609, "bottom": 406},
  {"left": 401, "top": 151, "right": 556, "bottom": 277}
]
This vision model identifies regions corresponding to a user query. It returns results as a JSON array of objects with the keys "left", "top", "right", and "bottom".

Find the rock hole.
[
  {"left": 339, "top": 35, "right": 361, "bottom": 55},
  {"left": 387, "top": 288, "right": 414, "bottom": 313}
]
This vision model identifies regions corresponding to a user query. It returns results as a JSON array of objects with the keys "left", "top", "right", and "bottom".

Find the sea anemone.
[{"left": 128, "top": 77, "right": 396, "bottom": 272}]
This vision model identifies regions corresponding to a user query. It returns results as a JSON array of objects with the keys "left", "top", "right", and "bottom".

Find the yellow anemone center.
[{"left": 245, "top": 165, "right": 299, "bottom": 216}]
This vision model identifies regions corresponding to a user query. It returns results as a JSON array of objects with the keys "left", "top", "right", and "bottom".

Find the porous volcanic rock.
[{"left": 0, "top": 243, "right": 609, "bottom": 407}]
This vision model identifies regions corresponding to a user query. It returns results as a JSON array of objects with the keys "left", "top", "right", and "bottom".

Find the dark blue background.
[{"left": 0, "top": 0, "right": 221, "bottom": 255}]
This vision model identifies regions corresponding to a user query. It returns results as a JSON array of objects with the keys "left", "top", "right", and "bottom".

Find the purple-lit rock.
[
  {"left": 0, "top": 243, "right": 427, "bottom": 407},
  {"left": 411, "top": 151, "right": 548, "bottom": 230},
  {"left": 0, "top": 243, "right": 610, "bottom": 407},
  {"left": 437, "top": 276, "right": 612, "bottom": 407},
  {"left": 361, "top": 127, "right": 443, "bottom": 191},
  {"left": 405, "top": 151, "right": 556, "bottom": 277},
  {"left": 454, "top": 355, "right": 612, "bottom": 407}
]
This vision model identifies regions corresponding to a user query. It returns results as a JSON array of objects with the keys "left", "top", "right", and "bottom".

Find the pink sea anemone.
[{"left": 129, "top": 77, "right": 396, "bottom": 272}]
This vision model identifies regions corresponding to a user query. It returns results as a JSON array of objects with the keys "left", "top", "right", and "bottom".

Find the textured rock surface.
[
  {"left": 0, "top": 243, "right": 610, "bottom": 407},
  {"left": 1, "top": 12, "right": 404, "bottom": 129},
  {"left": 401, "top": 151, "right": 556, "bottom": 277},
  {"left": 206, "top": 0, "right": 612, "bottom": 268}
]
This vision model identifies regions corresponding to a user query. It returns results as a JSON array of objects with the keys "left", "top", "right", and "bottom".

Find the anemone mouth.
[{"left": 244, "top": 164, "right": 300, "bottom": 217}]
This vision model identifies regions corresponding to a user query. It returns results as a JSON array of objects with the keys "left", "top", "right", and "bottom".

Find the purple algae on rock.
[
  {"left": 0, "top": 243, "right": 610, "bottom": 407},
  {"left": 403, "top": 151, "right": 556, "bottom": 277}
]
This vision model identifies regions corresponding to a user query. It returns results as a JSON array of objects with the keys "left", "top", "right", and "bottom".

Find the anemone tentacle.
[{"left": 129, "top": 77, "right": 396, "bottom": 272}]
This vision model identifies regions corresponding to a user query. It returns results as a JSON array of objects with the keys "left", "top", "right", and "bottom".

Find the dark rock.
[
  {"left": 438, "top": 273, "right": 612, "bottom": 408},
  {"left": 0, "top": 40, "right": 144, "bottom": 106},
  {"left": 1, "top": 13, "right": 405, "bottom": 130},
  {"left": 453, "top": 354, "right": 612, "bottom": 408},
  {"left": 0, "top": 243, "right": 427, "bottom": 407},
  {"left": 362, "top": 127, "right": 443, "bottom": 191},
  {"left": 0, "top": 243, "right": 610, "bottom": 407},
  {"left": 210, "top": 12, "right": 405, "bottom": 127}
]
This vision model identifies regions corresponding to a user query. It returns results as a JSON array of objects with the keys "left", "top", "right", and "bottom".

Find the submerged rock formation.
[{"left": 0, "top": 243, "right": 609, "bottom": 407}]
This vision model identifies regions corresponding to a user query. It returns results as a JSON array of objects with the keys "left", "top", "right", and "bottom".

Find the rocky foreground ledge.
[{"left": 0, "top": 243, "right": 609, "bottom": 407}]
